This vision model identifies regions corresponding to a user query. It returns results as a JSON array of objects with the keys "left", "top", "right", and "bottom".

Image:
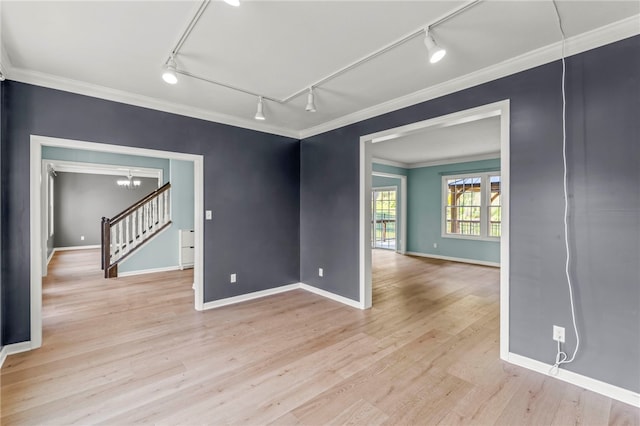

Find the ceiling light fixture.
[
  {"left": 117, "top": 171, "right": 142, "bottom": 188},
  {"left": 162, "top": 0, "right": 481, "bottom": 119},
  {"left": 162, "top": 58, "right": 178, "bottom": 85},
  {"left": 254, "top": 96, "right": 266, "bottom": 120},
  {"left": 424, "top": 30, "right": 446, "bottom": 64},
  {"left": 305, "top": 88, "right": 317, "bottom": 112}
]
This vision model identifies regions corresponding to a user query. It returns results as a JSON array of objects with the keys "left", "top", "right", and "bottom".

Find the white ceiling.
[
  {"left": 1, "top": 1, "right": 638, "bottom": 138},
  {"left": 372, "top": 115, "right": 500, "bottom": 167}
]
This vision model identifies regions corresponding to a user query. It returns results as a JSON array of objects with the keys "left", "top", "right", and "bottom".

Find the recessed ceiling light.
[{"left": 224, "top": 0, "right": 240, "bottom": 7}]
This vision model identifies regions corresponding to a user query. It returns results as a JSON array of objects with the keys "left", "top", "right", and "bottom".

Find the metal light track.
[{"left": 164, "top": 0, "right": 482, "bottom": 105}]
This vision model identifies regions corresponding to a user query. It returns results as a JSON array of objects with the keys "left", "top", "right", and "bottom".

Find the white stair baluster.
[
  {"left": 118, "top": 222, "right": 124, "bottom": 259},
  {"left": 110, "top": 225, "right": 115, "bottom": 262},
  {"left": 138, "top": 207, "right": 143, "bottom": 243},
  {"left": 125, "top": 216, "right": 130, "bottom": 254}
]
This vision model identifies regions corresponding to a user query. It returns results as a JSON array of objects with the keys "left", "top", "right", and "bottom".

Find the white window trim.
[{"left": 441, "top": 171, "right": 500, "bottom": 242}]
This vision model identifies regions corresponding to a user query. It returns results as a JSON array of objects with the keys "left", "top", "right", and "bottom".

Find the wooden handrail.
[
  {"left": 102, "top": 182, "right": 172, "bottom": 278},
  {"left": 110, "top": 182, "right": 171, "bottom": 225}
]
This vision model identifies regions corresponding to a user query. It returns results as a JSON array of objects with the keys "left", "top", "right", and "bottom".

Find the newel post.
[{"left": 101, "top": 217, "right": 111, "bottom": 278}]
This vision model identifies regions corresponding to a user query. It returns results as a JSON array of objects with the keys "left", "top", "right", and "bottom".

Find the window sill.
[{"left": 441, "top": 234, "right": 500, "bottom": 243}]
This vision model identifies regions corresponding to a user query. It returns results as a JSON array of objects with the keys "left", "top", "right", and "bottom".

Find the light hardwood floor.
[{"left": 1, "top": 249, "right": 638, "bottom": 425}]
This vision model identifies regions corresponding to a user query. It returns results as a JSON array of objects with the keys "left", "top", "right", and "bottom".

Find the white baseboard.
[
  {"left": 299, "top": 283, "right": 364, "bottom": 309},
  {"left": 203, "top": 283, "right": 302, "bottom": 310},
  {"left": 406, "top": 251, "right": 500, "bottom": 268},
  {"left": 0, "top": 341, "right": 34, "bottom": 369},
  {"left": 54, "top": 245, "right": 102, "bottom": 251},
  {"left": 46, "top": 249, "right": 55, "bottom": 265},
  {"left": 202, "top": 282, "right": 365, "bottom": 311},
  {"left": 118, "top": 265, "right": 181, "bottom": 277},
  {"left": 507, "top": 352, "right": 640, "bottom": 408}
]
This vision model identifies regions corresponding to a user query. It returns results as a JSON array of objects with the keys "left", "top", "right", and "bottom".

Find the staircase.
[{"left": 101, "top": 183, "right": 172, "bottom": 278}]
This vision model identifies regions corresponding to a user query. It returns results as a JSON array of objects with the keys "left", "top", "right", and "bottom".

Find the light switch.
[{"left": 206, "top": 210, "right": 212, "bottom": 220}]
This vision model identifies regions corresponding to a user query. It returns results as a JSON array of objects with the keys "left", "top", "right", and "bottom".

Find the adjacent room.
[{"left": 1, "top": 0, "right": 638, "bottom": 423}]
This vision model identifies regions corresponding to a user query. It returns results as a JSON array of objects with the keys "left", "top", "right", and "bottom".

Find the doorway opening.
[
  {"left": 371, "top": 187, "right": 397, "bottom": 250},
  {"left": 359, "top": 100, "right": 510, "bottom": 360},
  {"left": 29, "top": 135, "right": 204, "bottom": 350}
]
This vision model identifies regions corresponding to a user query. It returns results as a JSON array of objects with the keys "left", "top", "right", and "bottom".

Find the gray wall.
[
  {"left": 53, "top": 172, "right": 158, "bottom": 247},
  {"left": 300, "top": 36, "right": 640, "bottom": 392},
  {"left": 1, "top": 81, "right": 300, "bottom": 345}
]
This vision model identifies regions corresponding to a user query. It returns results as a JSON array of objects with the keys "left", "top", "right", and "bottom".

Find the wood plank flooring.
[{"left": 1, "top": 249, "right": 638, "bottom": 425}]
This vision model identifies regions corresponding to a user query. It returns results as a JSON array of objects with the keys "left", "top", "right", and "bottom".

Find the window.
[{"left": 443, "top": 172, "right": 501, "bottom": 240}]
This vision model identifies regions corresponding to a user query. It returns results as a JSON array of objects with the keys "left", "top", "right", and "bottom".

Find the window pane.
[
  {"left": 446, "top": 207, "right": 481, "bottom": 236},
  {"left": 444, "top": 174, "right": 498, "bottom": 238}
]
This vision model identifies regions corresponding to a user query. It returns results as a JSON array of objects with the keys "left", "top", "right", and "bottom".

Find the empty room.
[{"left": 0, "top": 0, "right": 638, "bottom": 424}]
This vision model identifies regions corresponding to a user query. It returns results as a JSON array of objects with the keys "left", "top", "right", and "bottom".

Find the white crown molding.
[
  {"left": 3, "top": 15, "right": 638, "bottom": 141},
  {"left": 372, "top": 157, "right": 409, "bottom": 169},
  {"left": 373, "top": 152, "right": 500, "bottom": 170},
  {"left": 45, "top": 159, "right": 162, "bottom": 178},
  {"left": 299, "top": 15, "right": 640, "bottom": 139},
  {"left": 7, "top": 67, "right": 299, "bottom": 139},
  {"left": 407, "top": 152, "right": 500, "bottom": 169}
]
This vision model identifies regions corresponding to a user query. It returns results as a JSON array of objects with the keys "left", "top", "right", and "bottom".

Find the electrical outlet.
[
  {"left": 318, "top": 268, "right": 323, "bottom": 277},
  {"left": 230, "top": 273, "right": 236, "bottom": 283},
  {"left": 206, "top": 210, "right": 213, "bottom": 220},
  {"left": 553, "top": 325, "right": 565, "bottom": 343},
  {"left": 80, "top": 235, "right": 85, "bottom": 241}
]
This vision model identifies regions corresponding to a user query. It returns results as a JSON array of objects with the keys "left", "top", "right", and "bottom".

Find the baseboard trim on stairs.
[{"left": 118, "top": 265, "right": 182, "bottom": 277}]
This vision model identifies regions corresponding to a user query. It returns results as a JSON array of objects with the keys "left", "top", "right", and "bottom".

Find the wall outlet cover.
[{"left": 553, "top": 325, "right": 565, "bottom": 343}]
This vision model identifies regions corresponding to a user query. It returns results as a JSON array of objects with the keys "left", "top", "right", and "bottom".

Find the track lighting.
[
  {"left": 224, "top": 0, "right": 240, "bottom": 6},
  {"left": 254, "top": 96, "right": 265, "bottom": 120},
  {"left": 305, "top": 88, "right": 317, "bottom": 112},
  {"left": 424, "top": 30, "right": 446, "bottom": 64},
  {"left": 162, "top": 58, "right": 178, "bottom": 85}
]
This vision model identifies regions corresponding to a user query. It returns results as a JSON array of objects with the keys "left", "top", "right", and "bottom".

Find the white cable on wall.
[{"left": 550, "top": 0, "right": 580, "bottom": 375}]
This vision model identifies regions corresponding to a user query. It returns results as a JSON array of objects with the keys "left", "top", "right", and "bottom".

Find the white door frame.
[
  {"left": 30, "top": 135, "right": 205, "bottom": 349},
  {"left": 372, "top": 173, "right": 407, "bottom": 254},
  {"left": 359, "top": 100, "right": 510, "bottom": 360}
]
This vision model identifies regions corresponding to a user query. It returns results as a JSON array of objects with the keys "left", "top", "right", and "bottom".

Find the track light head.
[
  {"left": 224, "top": 0, "right": 240, "bottom": 6},
  {"left": 305, "top": 88, "right": 317, "bottom": 112},
  {"left": 424, "top": 31, "right": 446, "bottom": 64},
  {"left": 254, "top": 96, "right": 266, "bottom": 120},
  {"left": 162, "top": 58, "right": 178, "bottom": 84}
]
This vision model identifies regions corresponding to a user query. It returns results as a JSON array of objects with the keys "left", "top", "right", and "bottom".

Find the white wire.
[{"left": 550, "top": 0, "right": 580, "bottom": 375}]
